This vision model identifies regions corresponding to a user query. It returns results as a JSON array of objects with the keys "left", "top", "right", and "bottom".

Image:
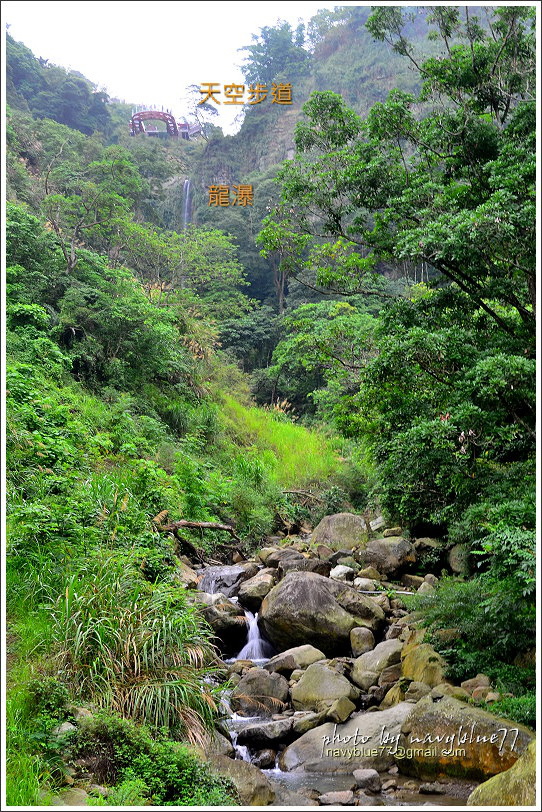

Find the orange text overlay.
[
  {"left": 199, "top": 83, "right": 292, "bottom": 105},
  {"left": 208, "top": 185, "right": 253, "bottom": 207}
]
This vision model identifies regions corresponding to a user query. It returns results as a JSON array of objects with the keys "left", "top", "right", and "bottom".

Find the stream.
[{"left": 196, "top": 563, "right": 479, "bottom": 807}]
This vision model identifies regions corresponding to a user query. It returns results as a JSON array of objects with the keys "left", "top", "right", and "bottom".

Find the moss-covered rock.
[
  {"left": 311, "top": 513, "right": 369, "bottom": 550},
  {"left": 467, "top": 739, "right": 536, "bottom": 806},
  {"left": 398, "top": 695, "right": 534, "bottom": 780},
  {"left": 291, "top": 662, "right": 359, "bottom": 711},
  {"left": 209, "top": 755, "right": 275, "bottom": 805}
]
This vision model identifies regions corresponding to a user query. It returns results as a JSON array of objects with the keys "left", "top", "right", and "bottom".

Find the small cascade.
[
  {"left": 182, "top": 178, "right": 191, "bottom": 228},
  {"left": 229, "top": 729, "right": 251, "bottom": 762},
  {"left": 236, "top": 611, "right": 267, "bottom": 660}
]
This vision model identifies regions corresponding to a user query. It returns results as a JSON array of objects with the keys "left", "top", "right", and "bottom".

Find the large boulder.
[
  {"left": 231, "top": 667, "right": 289, "bottom": 717},
  {"left": 311, "top": 513, "right": 369, "bottom": 550},
  {"left": 351, "top": 640, "right": 403, "bottom": 690},
  {"left": 401, "top": 632, "right": 446, "bottom": 688},
  {"left": 290, "top": 662, "right": 359, "bottom": 712},
  {"left": 357, "top": 537, "right": 416, "bottom": 577},
  {"left": 197, "top": 592, "right": 248, "bottom": 656},
  {"left": 397, "top": 695, "right": 534, "bottom": 780},
  {"left": 237, "top": 569, "right": 276, "bottom": 611},
  {"left": 279, "top": 703, "right": 414, "bottom": 772},
  {"left": 259, "top": 572, "right": 385, "bottom": 655},
  {"left": 236, "top": 717, "right": 293, "bottom": 746},
  {"left": 265, "top": 548, "right": 305, "bottom": 568},
  {"left": 264, "top": 644, "right": 326, "bottom": 675},
  {"left": 278, "top": 558, "right": 332, "bottom": 578},
  {"left": 209, "top": 755, "right": 275, "bottom": 805},
  {"left": 467, "top": 739, "right": 536, "bottom": 806}
]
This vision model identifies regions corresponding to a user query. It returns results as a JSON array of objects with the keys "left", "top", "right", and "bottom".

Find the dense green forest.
[{"left": 4, "top": 5, "right": 536, "bottom": 807}]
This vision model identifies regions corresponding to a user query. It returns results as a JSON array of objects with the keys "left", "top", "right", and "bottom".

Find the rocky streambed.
[{"left": 184, "top": 513, "right": 535, "bottom": 807}]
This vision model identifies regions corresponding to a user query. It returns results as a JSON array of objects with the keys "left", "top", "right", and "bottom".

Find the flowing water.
[
  {"left": 236, "top": 611, "right": 271, "bottom": 661},
  {"left": 198, "top": 559, "right": 479, "bottom": 805},
  {"left": 182, "top": 178, "right": 191, "bottom": 228}
]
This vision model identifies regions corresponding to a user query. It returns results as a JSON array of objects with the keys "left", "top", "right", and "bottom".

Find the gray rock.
[
  {"left": 280, "top": 703, "right": 414, "bottom": 773},
  {"left": 424, "top": 573, "right": 439, "bottom": 586},
  {"left": 197, "top": 564, "right": 257, "bottom": 597},
  {"left": 292, "top": 710, "right": 327, "bottom": 734},
  {"left": 312, "top": 512, "right": 369, "bottom": 549},
  {"left": 378, "top": 662, "right": 402, "bottom": 687},
  {"left": 417, "top": 581, "right": 434, "bottom": 595},
  {"left": 354, "top": 577, "right": 378, "bottom": 591},
  {"left": 357, "top": 537, "right": 416, "bottom": 577},
  {"left": 383, "top": 527, "right": 403, "bottom": 537},
  {"left": 461, "top": 673, "right": 491, "bottom": 693},
  {"left": 369, "top": 515, "right": 387, "bottom": 531},
  {"left": 259, "top": 572, "right": 385, "bottom": 655},
  {"left": 252, "top": 748, "right": 276, "bottom": 769},
  {"left": 419, "top": 782, "right": 447, "bottom": 794},
  {"left": 257, "top": 546, "right": 280, "bottom": 564},
  {"left": 231, "top": 667, "right": 289, "bottom": 717},
  {"left": 447, "top": 543, "right": 469, "bottom": 575},
  {"left": 264, "top": 644, "right": 326, "bottom": 674},
  {"left": 358, "top": 566, "right": 382, "bottom": 580},
  {"left": 318, "top": 790, "right": 355, "bottom": 805},
  {"left": 51, "top": 722, "right": 76, "bottom": 737},
  {"left": 352, "top": 670, "right": 380, "bottom": 691},
  {"left": 330, "top": 564, "right": 356, "bottom": 582},
  {"left": 208, "top": 731, "right": 235, "bottom": 757},
  {"left": 326, "top": 696, "right": 357, "bottom": 723},
  {"left": 353, "top": 768, "right": 382, "bottom": 792},
  {"left": 209, "top": 755, "right": 275, "bottom": 805},
  {"left": 278, "top": 557, "right": 331, "bottom": 577},
  {"left": 350, "top": 627, "right": 375, "bottom": 657},
  {"left": 351, "top": 639, "right": 403, "bottom": 687},
  {"left": 404, "top": 681, "right": 432, "bottom": 703},
  {"left": 269, "top": 784, "right": 319, "bottom": 805},
  {"left": 291, "top": 662, "right": 359, "bottom": 711},
  {"left": 49, "top": 788, "right": 89, "bottom": 806},
  {"left": 265, "top": 548, "right": 305, "bottom": 568},
  {"left": 400, "top": 574, "right": 424, "bottom": 590},
  {"left": 237, "top": 717, "right": 293, "bottom": 745},
  {"left": 237, "top": 569, "right": 276, "bottom": 611}
]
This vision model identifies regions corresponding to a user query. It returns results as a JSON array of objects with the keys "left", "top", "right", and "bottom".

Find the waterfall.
[
  {"left": 229, "top": 729, "right": 251, "bottom": 762},
  {"left": 236, "top": 611, "right": 267, "bottom": 660},
  {"left": 182, "top": 178, "right": 191, "bottom": 229}
]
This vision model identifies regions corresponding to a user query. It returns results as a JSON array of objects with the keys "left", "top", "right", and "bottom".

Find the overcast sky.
[{"left": 3, "top": 0, "right": 348, "bottom": 133}]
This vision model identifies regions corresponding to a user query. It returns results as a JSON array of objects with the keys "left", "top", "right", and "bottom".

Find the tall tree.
[{"left": 258, "top": 7, "right": 536, "bottom": 338}]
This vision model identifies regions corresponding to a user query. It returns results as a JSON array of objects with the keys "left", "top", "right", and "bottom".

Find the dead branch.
[{"left": 162, "top": 520, "right": 242, "bottom": 542}]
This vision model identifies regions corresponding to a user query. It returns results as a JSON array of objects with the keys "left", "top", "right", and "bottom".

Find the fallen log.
[{"left": 162, "top": 520, "right": 241, "bottom": 543}]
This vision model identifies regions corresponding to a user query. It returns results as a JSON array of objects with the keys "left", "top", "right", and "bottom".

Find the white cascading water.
[
  {"left": 182, "top": 178, "right": 191, "bottom": 228},
  {"left": 229, "top": 730, "right": 251, "bottom": 762},
  {"left": 236, "top": 611, "right": 266, "bottom": 660}
]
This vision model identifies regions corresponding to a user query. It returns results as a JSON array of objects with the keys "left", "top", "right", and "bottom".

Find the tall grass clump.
[{"left": 50, "top": 553, "right": 221, "bottom": 745}]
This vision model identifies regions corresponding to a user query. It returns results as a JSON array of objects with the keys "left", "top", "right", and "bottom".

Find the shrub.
[
  {"left": 74, "top": 712, "right": 237, "bottom": 805},
  {"left": 50, "top": 553, "right": 222, "bottom": 743},
  {"left": 406, "top": 576, "right": 535, "bottom": 689},
  {"left": 482, "top": 694, "right": 536, "bottom": 730}
]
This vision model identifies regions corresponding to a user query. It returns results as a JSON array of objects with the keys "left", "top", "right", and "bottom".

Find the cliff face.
[{"left": 195, "top": 7, "right": 437, "bottom": 181}]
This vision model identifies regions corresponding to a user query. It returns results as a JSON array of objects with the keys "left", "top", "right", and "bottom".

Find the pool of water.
[{"left": 263, "top": 767, "right": 478, "bottom": 807}]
